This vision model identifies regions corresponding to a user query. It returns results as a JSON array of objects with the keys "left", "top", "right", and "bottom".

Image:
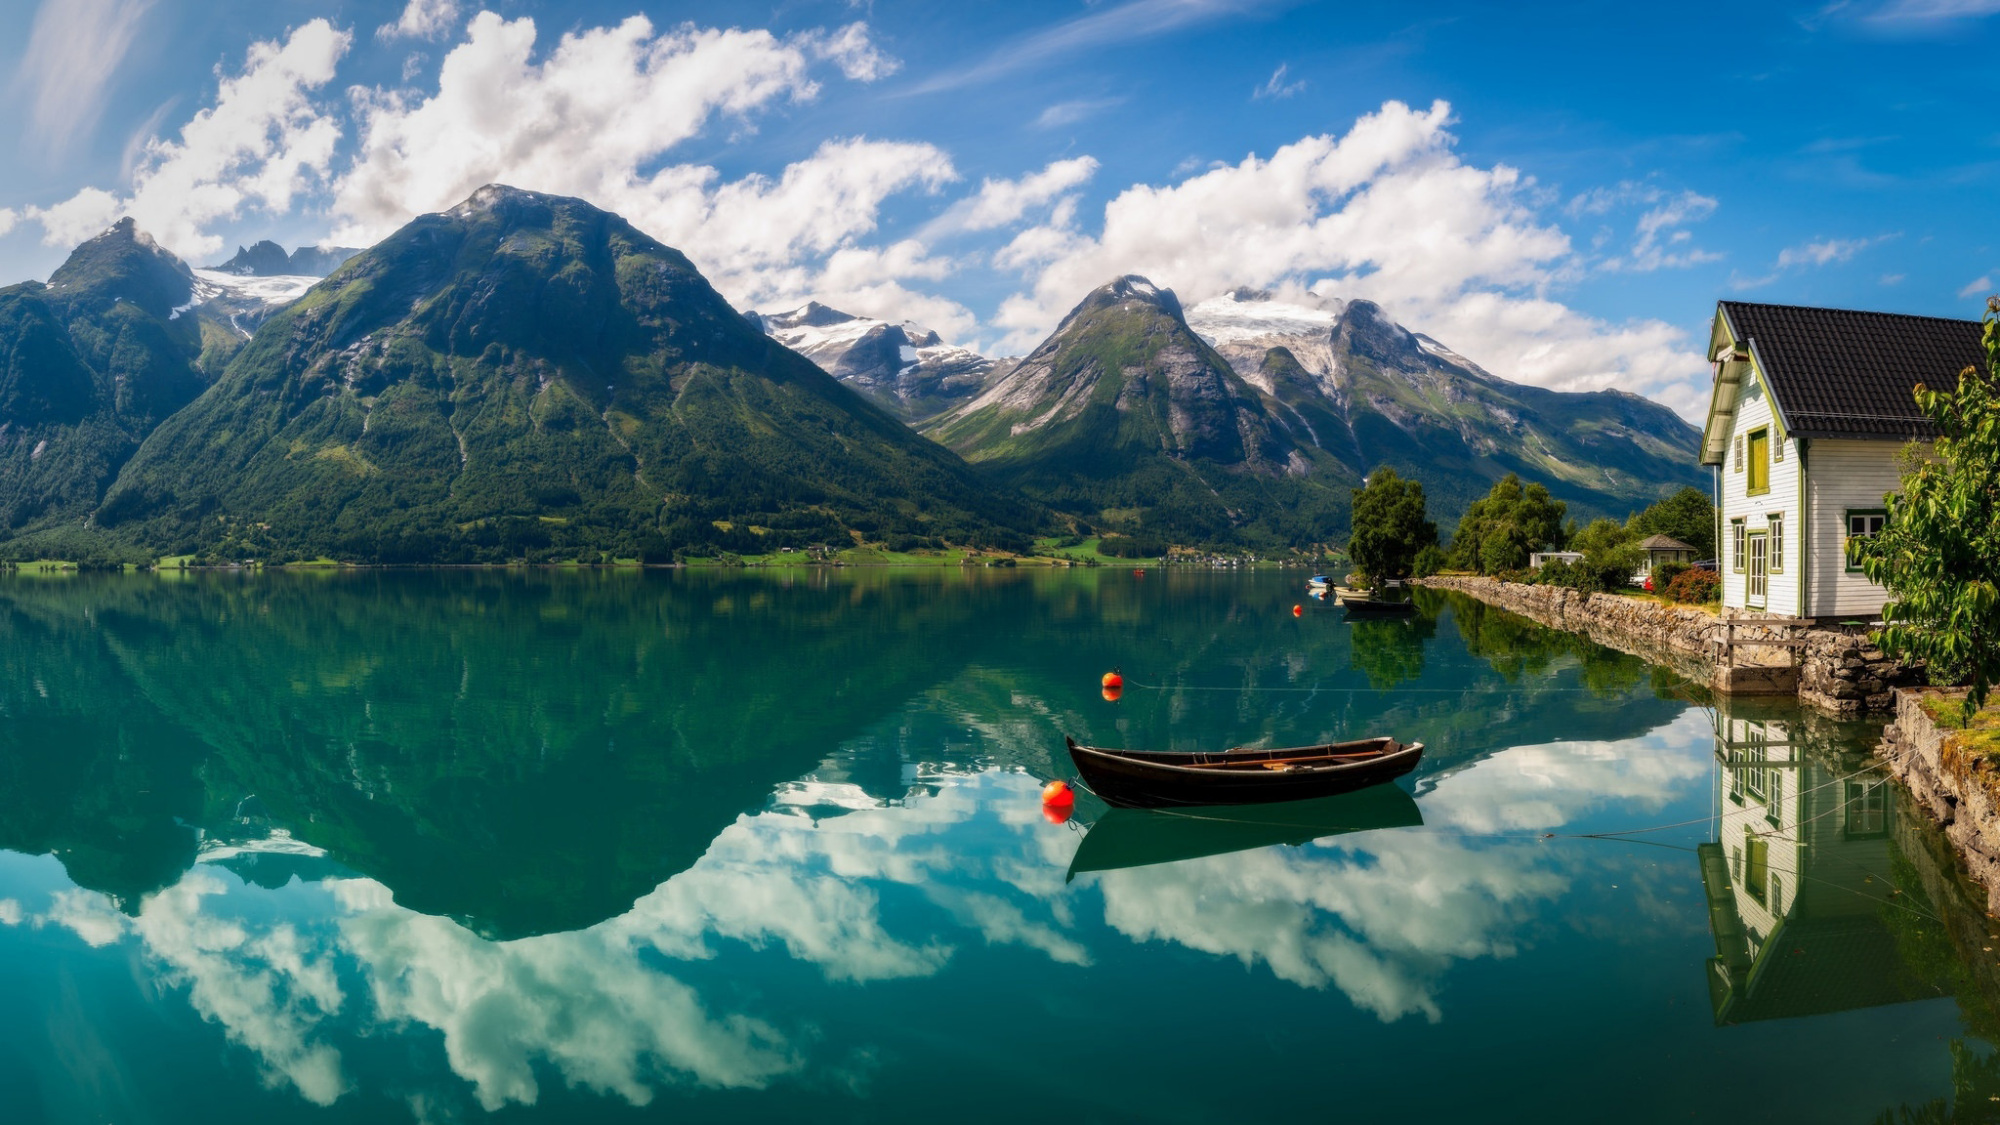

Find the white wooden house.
[{"left": 1700, "top": 301, "right": 1984, "bottom": 620}]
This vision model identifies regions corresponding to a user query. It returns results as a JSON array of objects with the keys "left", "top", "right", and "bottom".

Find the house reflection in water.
[{"left": 1698, "top": 701, "right": 1949, "bottom": 1025}]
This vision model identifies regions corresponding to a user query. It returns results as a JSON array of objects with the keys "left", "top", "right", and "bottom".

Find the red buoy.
[
  {"left": 1101, "top": 669, "right": 1123, "bottom": 689},
  {"left": 1043, "top": 801, "right": 1074, "bottom": 825},
  {"left": 1042, "top": 780, "right": 1075, "bottom": 806},
  {"left": 1293, "top": 604, "right": 1303, "bottom": 617},
  {"left": 1102, "top": 683, "right": 1124, "bottom": 702}
]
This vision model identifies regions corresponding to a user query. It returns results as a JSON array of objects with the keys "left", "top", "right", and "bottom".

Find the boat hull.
[{"left": 1065, "top": 737, "right": 1423, "bottom": 809}]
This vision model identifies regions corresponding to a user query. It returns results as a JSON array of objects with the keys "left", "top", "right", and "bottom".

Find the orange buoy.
[
  {"left": 1101, "top": 668, "right": 1123, "bottom": 689},
  {"left": 1293, "top": 604, "right": 1303, "bottom": 617},
  {"left": 1101, "top": 683, "right": 1123, "bottom": 702},
  {"left": 1042, "top": 779, "right": 1075, "bottom": 806}
]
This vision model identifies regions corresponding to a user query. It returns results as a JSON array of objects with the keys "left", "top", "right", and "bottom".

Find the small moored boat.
[{"left": 1064, "top": 735, "right": 1423, "bottom": 809}]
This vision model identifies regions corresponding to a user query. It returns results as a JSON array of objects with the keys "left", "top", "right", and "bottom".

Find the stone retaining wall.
[
  {"left": 1880, "top": 688, "right": 2000, "bottom": 912},
  {"left": 1418, "top": 575, "right": 1918, "bottom": 715}
]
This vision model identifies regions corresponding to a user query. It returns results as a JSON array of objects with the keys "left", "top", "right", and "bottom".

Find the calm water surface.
[{"left": 1, "top": 569, "right": 1996, "bottom": 1123}]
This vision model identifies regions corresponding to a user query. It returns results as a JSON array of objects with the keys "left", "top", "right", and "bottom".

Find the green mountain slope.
[
  {"left": 925, "top": 276, "right": 1356, "bottom": 544},
  {"left": 1191, "top": 291, "right": 1705, "bottom": 526},
  {"left": 0, "top": 219, "right": 210, "bottom": 540},
  {"left": 96, "top": 185, "right": 1038, "bottom": 562}
]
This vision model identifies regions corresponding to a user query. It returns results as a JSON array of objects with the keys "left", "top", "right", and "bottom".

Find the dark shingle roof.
[
  {"left": 1719, "top": 301, "right": 1986, "bottom": 440},
  {"left": 1638, "top": 534, "right": 1695, "bottom": 551}
]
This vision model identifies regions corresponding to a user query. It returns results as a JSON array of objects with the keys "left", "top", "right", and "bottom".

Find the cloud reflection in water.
[{"left": 22, "top": 712, "right": 1710, "bottom": 1110}]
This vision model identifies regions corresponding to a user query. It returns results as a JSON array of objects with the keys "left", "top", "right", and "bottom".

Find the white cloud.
[
  {"left": 0, "top": 210, "right": 17, "bottom": 240},
  {"left": 13, "top": 0, "right": 154, "bottom": 159},
  {"left": 0, "top": 898, "right": 20, "bottom": 926},
  {"left": 1253, "top": 62, "right": 1306, "bottom": 100},
  {"left": 912, "top": 0, "right": 1258, "bottom": 93},
  {"left": 808, "top": 22, "right": 901, "bottom": 81},
  {"left": 924, "top": 157, "right": 1099, "bottom": 236},
  {"left": 1959, "top": 275, "right": 1994, "bottom": 299},
  {"left": 985, "top": 99, "right": 1711, "bottom": 413},
  {"left": 26, "top": 19, "right": 351, "bottom": 261},
  {"left": 1625, "top": 191, "right": 1721, "bottom": 272},
  {"left": 1034, "top": 98, "right": 1123, "bottom": 129},
  {"left": 1774, "top": 235, "right": 1886, "bottom": 269},
  {"left": 331, "top": 13, "right": 825, "bottom": 244},
  {"left": 1735, "top": 233, "right": 1898, "bottom": 290},
  {"left": 336, "top": 881, "right": 803, "bottom": 1110},
  {"left": 1573, "top": 182, "right": 1721, "bottom": 273},
  {"left": 1867, "top": 0, "right": 2000, "bottom": 20},
  {"left": 39, "top": 887, "right": 130, "bottom": 947},
  {"left": 1093, "top": 831, "right": 1561, "bottom": 1021},
  {"left": 329, "top": 13, "right": 946, "bottom": 333},
  {"left": 377, "top": 0, "right": 462, "bottom": 42}
]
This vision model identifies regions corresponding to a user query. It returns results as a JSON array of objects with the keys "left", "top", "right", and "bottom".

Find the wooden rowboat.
[{"left": 1064, "top": 735, "right": 1423, "bottom": 809}]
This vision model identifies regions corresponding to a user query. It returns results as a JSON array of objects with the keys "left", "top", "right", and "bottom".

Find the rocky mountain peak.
[
  {"left": 765, "top": 301, "right": 858, "bottom": 330},
  {"left": 1061, "top": 274, "right": 1185, "bottom": 330},
  {"left": 46, "top": 217, "right": 194, "bottom": 318},
  {"left": 211, "top": 240, "right": 359, "bottom": 278},
  {"left": 1332, "top": 299, "right": 1423, "bottom": 366}
]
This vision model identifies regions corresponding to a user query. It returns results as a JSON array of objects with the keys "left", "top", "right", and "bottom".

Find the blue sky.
[{"left": 1, "top": 0, "right": 1996, "bottom": 417}]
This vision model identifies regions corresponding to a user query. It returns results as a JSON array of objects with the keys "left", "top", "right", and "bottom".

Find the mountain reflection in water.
[{"left": 0, "top": 573, "right": 1997, "bottom": 1124}]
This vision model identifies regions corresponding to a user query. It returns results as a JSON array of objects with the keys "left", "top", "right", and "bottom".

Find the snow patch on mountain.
[
  {"left": 755, "top": 301, "right": 1005, "bottom": 422},
  {"left": 1185, "top": 290, "right": 1346, "bottom": 347},
  {"left": 174, "top": 269, "right": 321, "bottom": 336}
]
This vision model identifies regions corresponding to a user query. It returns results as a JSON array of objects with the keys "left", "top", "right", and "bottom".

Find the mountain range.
[
  {"left": 210, "top": 239, "right": 361, "bottom": 278},
  {"left": 0, "top": 185, "right": 1703, "bottom": 562},
  {"left": 747, "top": 302, "right": 1000, "bottom": 423}
]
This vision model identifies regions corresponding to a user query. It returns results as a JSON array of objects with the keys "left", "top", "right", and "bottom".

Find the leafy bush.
[
  {"left": 1651, "top": 561, "right": 1689, "bottom": 593},
  {"left": 1412, "top": 543, "right": 1447, "bottom": 579},
  {"left": 1664, "top": 568, "right": 1721, "bottom": 604}
]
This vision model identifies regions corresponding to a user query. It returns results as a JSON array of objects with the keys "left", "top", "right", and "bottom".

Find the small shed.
[
  {"left": 1528, "top": 551, "right": 1584, "bottom": 569},
  {"left": 1637, "top": 534, "right": 1698, "bottom": 569}
]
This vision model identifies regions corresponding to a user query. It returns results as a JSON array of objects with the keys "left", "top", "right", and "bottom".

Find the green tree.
[
  {"left": 1346, "top": 467, "right": 1438, "bottom": 581},
  {"left": 1628, "top": 486, "right": 1716, "bottom": 559},
  {"left": 1859, "top": 300, "right": 2000, "bottom": 721},
  {"left": 1449, "top": 474, "right": 1567, "bottom": 574}
]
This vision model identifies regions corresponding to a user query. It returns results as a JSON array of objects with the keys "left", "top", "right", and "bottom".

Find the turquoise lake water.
[{"left": 0, "top": 569, "right": 1994, "bottom": 1123}]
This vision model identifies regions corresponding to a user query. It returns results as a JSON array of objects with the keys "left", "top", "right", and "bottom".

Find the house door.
[{"left": 1747, "top": 532, "right": 1768, "bottom": 610}]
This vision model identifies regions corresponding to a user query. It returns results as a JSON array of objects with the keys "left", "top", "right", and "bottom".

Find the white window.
[
  {"left": 1768, "top": 514, "right": 1784, "bottom": 574},
  {"left": 1733, "top": 434, "right": 1744, "bottom": 472},
  {"left": 1732, "top": 519, "right": 1746, "bottom": 573},
  {"left": 1846, "top": 511, "right": 1885, "bottom": 573},
  {"left": 1773, "top": 435, "right": 1784, "bottom": 463}
]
